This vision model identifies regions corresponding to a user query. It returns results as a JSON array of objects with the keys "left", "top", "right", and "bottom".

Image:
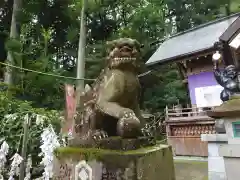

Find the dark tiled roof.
[{"left": 146, "top": 13, "right": 240, "bottom": 66}]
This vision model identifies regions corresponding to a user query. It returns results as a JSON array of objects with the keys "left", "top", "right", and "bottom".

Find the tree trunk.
[{"left": 4, "top": 0, "right": 22, "bottom": 85}]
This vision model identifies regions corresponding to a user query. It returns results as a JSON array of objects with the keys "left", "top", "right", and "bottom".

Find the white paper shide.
[{"left": 39, "top": 125, "right": 60, "bottom": 180}]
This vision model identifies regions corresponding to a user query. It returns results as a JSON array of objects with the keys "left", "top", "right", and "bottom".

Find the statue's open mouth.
[
  {"left": 113, "top": 57, "right": 136, "bottom": 61},
  {"left": 111, "top": 57, "right": 137, "bottom": 67}
]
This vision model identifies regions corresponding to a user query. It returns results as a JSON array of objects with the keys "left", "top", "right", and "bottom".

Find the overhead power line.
[
  {"left": 0, "top": 61, "right": 95, "bottom": 81},
  {"left": 0, "top": 61, "right": 151, "bottom": 81}
]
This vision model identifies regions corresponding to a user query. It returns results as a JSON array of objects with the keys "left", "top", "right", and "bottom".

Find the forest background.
[{"left": 0, "top": 0, "right": 240, "bottom": 113}]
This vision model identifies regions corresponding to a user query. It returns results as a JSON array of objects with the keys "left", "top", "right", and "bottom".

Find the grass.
[{"left": 174, "top": 160, "right": 208, "bottom": 180}]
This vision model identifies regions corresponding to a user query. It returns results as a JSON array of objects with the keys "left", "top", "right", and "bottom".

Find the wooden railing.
[{"left": 165, "top": 106, "right": 215, "bottom": 120}]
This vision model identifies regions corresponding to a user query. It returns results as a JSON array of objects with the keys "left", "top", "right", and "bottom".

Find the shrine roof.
[{"left": 146, "top": 13, "right": 240, "bottom": 66}]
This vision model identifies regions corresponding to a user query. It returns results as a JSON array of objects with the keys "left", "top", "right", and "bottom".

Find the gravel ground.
[{"left": 174, "top": 160, "right": 208, "bottom": 180}]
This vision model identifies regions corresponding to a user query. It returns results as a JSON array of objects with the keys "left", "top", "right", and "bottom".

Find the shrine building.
[{"left": 146, "top": 13, "right": 240, "bottom": 157}]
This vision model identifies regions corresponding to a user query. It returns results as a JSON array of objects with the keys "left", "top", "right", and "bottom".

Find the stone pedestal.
[
  {"left": 53, "top": 144, "right": 175, "bottom": 180},
  {"left": 201, "top": 134, "right": 228, "bottom": 180},
  {"left": 205, "top": 96, "right": 240, "bottom": 180}
]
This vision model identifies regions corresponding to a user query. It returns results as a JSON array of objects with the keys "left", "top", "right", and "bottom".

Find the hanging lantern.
[{"left": 212, "top": 51, "right": 222, "bottom": 63}]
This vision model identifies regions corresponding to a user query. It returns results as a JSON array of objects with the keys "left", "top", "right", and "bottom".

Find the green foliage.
[
  {"left": 164, "top": 0, "right": 239, "bottom": 31},
  {"left": 5, "top": 38, "right": 22, "bottom": 52},
  {"left": 0, "top": 0, "right": 239, "bottom": 113},
  {"left": 143, "top": 64, "right": 188, "bottom": 112},
  {"left": 4, "top": 24, "right": 65, "bottom": 109},
  {"left": 0, "top": 91, "right": 61, "bottom": 167}
]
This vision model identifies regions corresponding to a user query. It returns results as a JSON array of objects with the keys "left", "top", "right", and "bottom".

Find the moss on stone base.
[
  {"left": 217, "top": 96, "right": 240, "bottom": 111},
  {"left": 54, "top": 144, "right": 170, "bottom": 166},
  {"left": 68, "top": 136, "right": 156, "bottom": 150},
  {"left": 207, "top": 96, "right": 240, "bottom": 118}
]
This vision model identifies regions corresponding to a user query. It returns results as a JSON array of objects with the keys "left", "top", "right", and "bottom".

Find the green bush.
[{"left": 0, "top": 91, "right": 62, "bottom": 168}]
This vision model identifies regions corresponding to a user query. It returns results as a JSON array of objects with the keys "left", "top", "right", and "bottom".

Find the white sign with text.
[{"left": 195, "top": 85, "right": 223, "bottom": 108}]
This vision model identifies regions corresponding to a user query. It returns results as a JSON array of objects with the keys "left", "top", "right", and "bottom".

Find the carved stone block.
[{"left": 53, "top": 144, "right": 175, "bottom": 180}]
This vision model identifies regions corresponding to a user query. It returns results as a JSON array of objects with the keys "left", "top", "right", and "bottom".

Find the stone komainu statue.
[{"left": 74, "top": 38, "right": 147, "bottom": 142}]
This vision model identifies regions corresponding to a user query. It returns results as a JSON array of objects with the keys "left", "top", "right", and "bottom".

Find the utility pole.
[
  {"left": 71, "top": 0, "right": 87, "bottom": 138},
  {"left": 76, "top": 0, "right": 87, "bottom": 107}
]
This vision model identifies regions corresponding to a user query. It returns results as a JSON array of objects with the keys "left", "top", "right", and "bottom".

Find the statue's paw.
[
  {"left": 92, "top": 130, "right": 108, "bottom": 141},
  {"left": 120, "top": 110, "right": 140, "bottom": 123},
  {"left": 117, "top": 111, "right": 141, "bottom": 138}
]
